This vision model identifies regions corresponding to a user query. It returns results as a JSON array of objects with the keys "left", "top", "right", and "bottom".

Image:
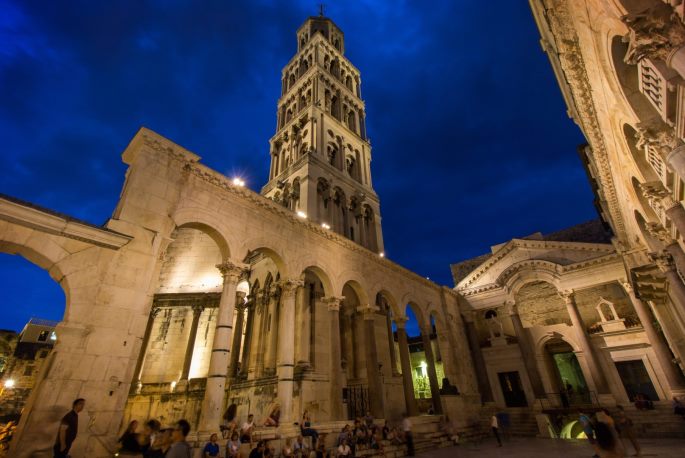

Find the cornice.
[
  {"left": 0, "top": 194, "right": 132, "bottom": 250},
  {"left": 539, "top": 0, "right": 626, "bottom": 238}
]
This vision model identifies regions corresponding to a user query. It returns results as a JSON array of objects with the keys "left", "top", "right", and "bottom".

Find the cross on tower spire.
[{"left": 319, "top": 3, "right": 325, "bottom": 17}]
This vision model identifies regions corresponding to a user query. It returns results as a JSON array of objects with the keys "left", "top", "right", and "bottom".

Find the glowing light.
[
  {"left": 379, "top": 252, "right": 385, "bottom": 258},
  {"left": 4, "top": 379, "right": 15, "bottom": 389},
  {"left": 50, "top": 331, "right": 57, "bottom": 341},
  {"left": 321, "top": 223, "right": 331, "bottom": 229},
  {"left": 232, "top": 177, "right": 245, "bottom": 187},
  {"left": 237, "top": 280, "right": 250, "bottom": 297},
  {"left": 297, "top": 211, "right": 307, "bottom": 219},
  {"left": 170, "top": 380, "right": 177, "bottom": 392}
]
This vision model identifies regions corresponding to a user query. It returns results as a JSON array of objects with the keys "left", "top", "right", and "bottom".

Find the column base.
[{"left": 597, "top": 393, "right": 617, "bottom": 407}]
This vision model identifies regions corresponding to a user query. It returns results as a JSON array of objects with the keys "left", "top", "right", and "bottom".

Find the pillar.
[
  {"left": 277, "top": 279, "right": 303, "bottom": 423},
  {"left": 360, "top": 304, "right": 384, "bottom": 418},
  {"left": 229, "top": 301, "right": 247, "bottom": 378},
  {"left": 506, "top": 301, "right": 546, "bottom": 399},
  {"left": 296, "top": 283, "right": 311, "bottom": 368},
  {"left": 251, "top": 290, "right": 267, "bottom": 378},
  {"left": 420, "top": 325, "right": 443, "bottom": 414},
  {"left": 623, "top": 282, "right": 685, "bottom": 393},
  {"left": 385, "top": 308, "right": 399, "bottom": 376},
  {"left": 198, "top": 260, "right": 247, "bottom": 433},
  {"left": 462, "top": 311, "right": 494, "bottom": 402},
  {"left": 325, "top": 296, "right": 345, "bottom": 419},
  {"left": 667, "top": 145, "right": 685, "bottom": 178},
  {"left": 131, "top": 307, "right": 160, "bottom": 391},
  {"left": 559, "top": 290, "right": 610, "bottom": 395},
  {"left": 239, "top": 298, "right": 255, "bottom": 377},
  {"left": 264, "top": 285, "right": 281, "bottom": 372},
  {"left": 180, "top": 304, "right": 204, "bottom": 381},
  {"left": 396, "top": 318, "right": 418, "bottom": 416},
  {"left": 652, "top": 251, "right": 685, "bottom": 322},
  {"left": 663, "top": 198, "right": 685, "bottom": 239}
]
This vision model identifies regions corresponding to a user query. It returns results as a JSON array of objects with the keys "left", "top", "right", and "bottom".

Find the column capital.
[
  {"left": 278, "top": 279, "right": 304, "bottom": 297},
  {"left": 150, "top": 307, "right": 162, "bottom": 319},
  {"left": 236, "top": 290, "right": 247, "bottom": 303},
  {"left": 322, "top": 296, "right": 345, "bottom": 311},
  {"left": 191, "top": 304, "right": 204, "bottom": 315},
  {"left": 645, "top": 221, "right": 675, "bottom": 244},
  {"left": 394, "top": 316, "right": 408, "bottom": 329},
  {"left": 635, "top": 121, "right": 681, "bottom": 159},
  {"left": 504, "top": 299, "right": 517, "bottom": 315},
  {"left": 216, "top": 260, "right": 249, "bottom": 282},
  {"left": 622, "top": 2, "right": 685, "bottom": 64},
  {"left": 357, "top": 304, "right": 379, "bottom": 319},
  {"left": 650, "top": 251, "right": 676, "bottom": 272},
  {"left": 558, "top": 289, "right": 575, "bottom": 305}
]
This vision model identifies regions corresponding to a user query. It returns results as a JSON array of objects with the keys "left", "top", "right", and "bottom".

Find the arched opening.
[
  {"left": 316, "top": 178, "right": 330, "bottom": 224},
  {"left": 345, "top": 75, "right": 353, "bottom": 91},
  {"left": 289, "top": 73, "right": 296, "bottom": 88},
  {"left": 543, "top": 339, "right": 590, "bottom": 407},
  {"left": 0, "top": 252, "right": 64, "bottom": 422},
  {"left": 295, "top": 267, "right": 329, "bottom": 372},
  {"left": 610, "top": 35, "right": 661, "bottom": 123},
  {"left": 331, "top": 95, "right": 340, "bottom": 121},
  {"left": 403, "top": 303, "right": 435, "bottom": 411},
  {"left": 347, "top": 110, "right": 356, "bottom": 133},
  {"left": 340, "top": 281, "right": 369, "bottom": 419}
]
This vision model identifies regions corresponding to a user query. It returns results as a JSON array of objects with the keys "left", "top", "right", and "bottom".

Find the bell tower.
[{"left": 261, "top": 13, "right": 384, "bottom": 253}]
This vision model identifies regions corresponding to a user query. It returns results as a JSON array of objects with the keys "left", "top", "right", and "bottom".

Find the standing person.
[
  {"left": 490, "top": 414, "right": 502, "bottom": 447},
  {"left": 139, "top": 419, "right": 160, "bottom": 455},
  {"left": 203, "top": 433, "right": 220, "bottom": 458},
  {"left": 402, "top": 413, "right": 414, "bottom": 457},
  {"left": 594, "top": 421, "right": 625, "bottom": 458},
  {"left": 53, "top": 398, "right": 85, "bottom": 458},
  {"left": 579, "top": 412, "right": 599, "bottom": 458},
  {"left": 146, "top": 427, "right": 171, "bottom": 458},
  {"left": 614, "top": 406, "right": 641, "bottom": 457},
  {"left": 166, "top": 419, "right": 192, "bottom": 458}
]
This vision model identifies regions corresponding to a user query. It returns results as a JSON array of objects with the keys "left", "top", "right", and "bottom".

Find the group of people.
[{"left": 579, "top": 406, "right": 641, "bottom": 458}]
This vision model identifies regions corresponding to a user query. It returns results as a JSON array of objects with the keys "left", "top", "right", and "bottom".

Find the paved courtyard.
[{"left": 418, "top": 437, "right": 684, "bottom": 457}]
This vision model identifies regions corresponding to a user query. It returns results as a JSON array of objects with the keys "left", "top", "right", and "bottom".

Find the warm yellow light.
[
  {"left": 4, "top": 379, "right": 15, "bottom": 389},
  {"left": 232, "top": 177, "right": 245, "bottom": 187},
  {"left": 379, "top": 252, "right": 385, "bottom": 258},
  {"left": 321, "top": 222, "right": 331, "bottom": 229},
  {"left": 297, "top": 211, "right": 307, "bottom": 219}
]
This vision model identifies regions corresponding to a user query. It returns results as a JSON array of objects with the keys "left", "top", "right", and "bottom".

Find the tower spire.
[{"left": 260, "top": 15, "right": 384, "bottom": 253}]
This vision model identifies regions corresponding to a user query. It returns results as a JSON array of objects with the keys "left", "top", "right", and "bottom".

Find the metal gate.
[{"left": 345, "top": 384, "right": 369, "bottom": 419}]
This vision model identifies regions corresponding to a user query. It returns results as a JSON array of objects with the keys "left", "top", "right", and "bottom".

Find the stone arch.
[
  {"left": 534, "top": 332, "right": 582, "bottom": 356},
  {"left": 403, "top": 301, "right": 429, "bottom": 330},
  {"left": 498, "top": 260, "right": 563, "bottom": 296},
  {"left": 373, "top": 288, "right": 403, "bottom": 319},
  {"left": 339, "top": 278, "right": 370, "bottom": 306},
  {"left": 240, "top": 244, "right": 288, "bottom": 279},
  {"left": 172, "top": 207, "right": 234, "bottom": 260},
  {"left": 299, "top": 265, "right": 334, "bottom": 297}
]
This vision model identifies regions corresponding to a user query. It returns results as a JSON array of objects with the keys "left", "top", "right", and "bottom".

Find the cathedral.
[{"left": 2, "top": 1, "right": 685, "bottom": 456}]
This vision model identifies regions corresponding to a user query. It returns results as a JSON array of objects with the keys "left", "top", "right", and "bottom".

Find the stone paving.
[{"left": 417, "top": 436, "right": 684, "bottom": 457}]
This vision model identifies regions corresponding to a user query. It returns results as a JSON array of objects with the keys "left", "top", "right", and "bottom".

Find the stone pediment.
[{"left": 456, "top": 238, "right": 616, "bottom": 292}]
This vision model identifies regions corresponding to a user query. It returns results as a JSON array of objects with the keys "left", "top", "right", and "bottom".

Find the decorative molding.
[
  {"left": 541, "top": 0, "right": 626, "bottom": 238},
  {"left": 622, "top": 2, "right": 685, "bottom": 65}
]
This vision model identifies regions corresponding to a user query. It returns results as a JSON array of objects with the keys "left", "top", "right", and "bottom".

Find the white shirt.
[
  {"left": 491, "top": 415, "right": 498, "bottom": 428},
  {"left": 241, "top": 421, "right": 254, "bottom": 432},
  {"left": 337, "top": 444, "right": 351, "bottom": 456},
  {"left": 402, "top": 418, "right": 412, "bottom": 432}
]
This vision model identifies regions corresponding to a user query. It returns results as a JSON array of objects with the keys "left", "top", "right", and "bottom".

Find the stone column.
[
  {"left": 132, "top": 307, "right": 160, "bottom": 391},
  {"left": 180, "top": 304, "right": 204, "bottom": 381},
  {"left": 296, "top": 283, "right": 311, "bottom": 368},
  {"left": 239, "top": 298, "right": 255, "bottom": 377},
  {"left": 506, "top": 301, "right": 546, "bottom": 399},
  {"left": 360, "top": 304, "right": 384, "bottom": 418},
  {"left": 229, "top": 301, "right": 247, "bottom": 378},
  {"left": 254, "top": 290, "right": 269, "bottom": 377},
  {"left": 462, "top": 311, "right": 494, "bottom": 402},
  {"left": 559, "top": 290, "right": 610, "bottom": 395},
  {"left": 396, "top": 318, "right": 418, "bottom": 416},
  {"left": 385, "top": 308, "right": 400, "bottom": 376},
  {"left": 198, "top": 260, "right": 247, "bottom": 433},
  {"left": 622, "top": 2, "right": 685, "bottom": 80},
  {"left": 622, "top": 282, "right": 685, "bottom": 393},
  {"left": 667, "top": 145, "right": 685, "bottom": 178},
  {"left": 420, "top": 325, "right": 443, "bottom": 414},
  {"left": 277, "top": 279, "right": 304, "bottom": 423},
  {"left": 264, "top": 285, "right": 281, "bottom": 372},
  {"left": 652, "top": 251, "right": 685, "bottom": 322},
  {"left": 324, "top": 296, "right": 345, "bottom": 419}
]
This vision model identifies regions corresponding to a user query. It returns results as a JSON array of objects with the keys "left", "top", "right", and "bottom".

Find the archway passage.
[{"left": 545, "top": 340, "right": 590, "bottom": 407}]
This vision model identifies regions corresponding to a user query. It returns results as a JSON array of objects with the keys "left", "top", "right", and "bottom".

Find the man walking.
[
  {"left": 166, "top": 419, "right": 192, "bottom": 458},
  {"left": 53, "top": 398, "right": 85, "bottom": 458},
  {"left": 491, "top": 414, "right": 502, "bottom": 447},
  {"left": 402, "top": 413, "right": 414, "bottom": 456}
]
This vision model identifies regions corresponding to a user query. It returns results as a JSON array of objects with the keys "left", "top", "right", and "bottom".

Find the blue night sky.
[{"left": 0, "top": 0, "right": 594, "bottom": 333}]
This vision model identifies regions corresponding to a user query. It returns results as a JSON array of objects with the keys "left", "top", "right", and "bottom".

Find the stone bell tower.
[{"left": 261, "top": 13, "right": 384, "bottom": 253}]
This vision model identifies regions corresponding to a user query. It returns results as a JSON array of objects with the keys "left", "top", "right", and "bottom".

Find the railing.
[{"left": 344, "top": 384, "right": 369, "bottom": 419}]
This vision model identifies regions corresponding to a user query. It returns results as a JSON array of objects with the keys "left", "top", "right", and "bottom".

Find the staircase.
[{"left": 625, "top": 403, "right": 685, "bottom": 438}]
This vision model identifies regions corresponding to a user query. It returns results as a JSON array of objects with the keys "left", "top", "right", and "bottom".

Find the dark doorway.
[
  {"left": 498, "top": 371, "right": 528, "bottom": 407},
  {"left": 615, "top": 360, "right": 659, "bottom": 402}
]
